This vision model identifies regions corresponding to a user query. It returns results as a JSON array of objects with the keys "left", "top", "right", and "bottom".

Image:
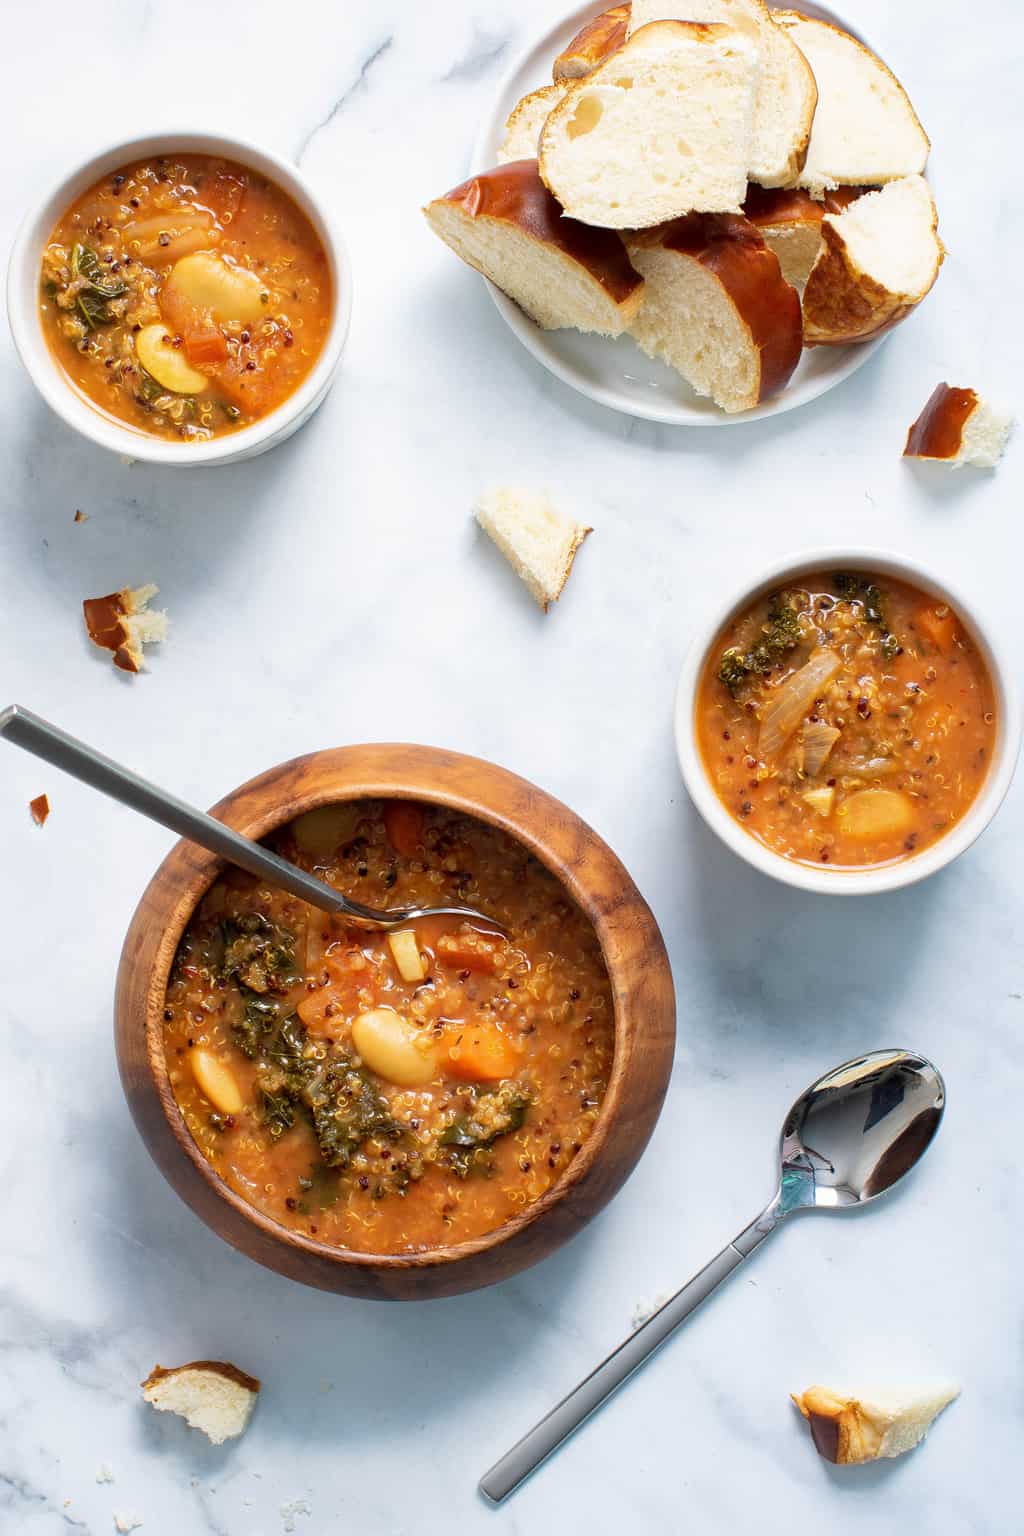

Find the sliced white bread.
[
  {"left": 904, "top": 384, "right": 1013, "bottom": 469},
  {"left": 553, "top": 4, "right": 631, "bottom": 80},
  {"left": 627, "top": 0, "right": 817, "bottom": 187},
  {"left": 423, "top": 161, "right": 644, "bottom": 336},
  {"left": 475, "top": 488, "right": 592, "bottom": 611},
  {"left": 538, "top": 21, "right": 758, "bottom": 228},
  {"left": 142, "top": 1361, "right": 260, "bottom": 1444},
  {"left": 742, "top": 185, "right": 865, "bottom": 287},
  {"left": 82, "top": 582, "right": 168, "bottom": 674},
  {"left": 793, "top": 1384, "right": 959, "bottom": 1465},
  {"left": 498, "top": 85, "right": 567, "bottom": 164},
  {"left": 625, "top": 213, "right": 802, "bottom": 412},
  {"left": 774, "top": 12, "right": 929, "bottom": 196},
  {"left": 802, "top": 174, "right": 942, "bottom": 344}
]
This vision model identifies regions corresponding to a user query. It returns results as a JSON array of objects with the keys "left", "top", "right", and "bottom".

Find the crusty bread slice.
[
  {"left": 627, "top": 0, "right": 817, "bottom": 187},
  {"left": 625, "top": 214, "right": 802, "bottom": 412},
  {"left": 793, "top": 1384, "right": 959, "bottom": 1465},
  {"left": 802, "top": 175, "right": 942, "bottom": 344},
  {"left": 904, "top": 384, "right": 1013, "bottom": 469},
  {"left": 142, "top": 1361, "right": 260, "bottom": 1445},
  {"left": 742, "top": 185, "right": 865, "bottom": 287},
  {"left": 538, "top": 21, "right": 758, "bottom": 228},
  {"left": 476, "top": 488, "right": 592, "bottom": 611},
  {"left": 774, "top": 12, "right": 929, "bottom": 196},
  {"left": 553, "top": 4, "right": 631, "bottom": 80},
  {"left": 498, "top": 85, "right": 567, "bottom": 164},
  {"left": 423, "top": 161, "right": 644, "bottom": 336},
  {"left": 82, "top": 583, "right": 167, "bottom": 674}
]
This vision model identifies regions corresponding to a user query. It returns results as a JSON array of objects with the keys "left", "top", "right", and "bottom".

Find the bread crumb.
[
  {"left": 83, "top": 584, "right": 168, "bottom": 674},
  {"left": 475, "top": 488, "right": 591, "bottom": 611},
  {"left": 74, "top": 509, "right": 89, "bottom": 524},
  {"left": 631, "top": 1292, "right": 671, "bottom": 1330},
  {"left": 95, "top": 1463, "right": 115, "bottom": 1484},
  {"left": 113, "top": 1514, "right": 143, "bottom": 1533},
  {"left": 29, "top": 794, "right": 50, "bottom": 827},
  {"left": 281, "top": 1497, "right": 312, "bottom": 1532}
]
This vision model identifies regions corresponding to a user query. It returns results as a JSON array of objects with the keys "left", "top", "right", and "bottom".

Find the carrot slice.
[
  {"left": 914, "top": 604, "right": 958, "bottom": 653},
  {"left": 436, "top": 930, "right": 507, "bottom": 975},
  {"left": 446, "top": 1023, "right": 518, "bottom": 1083},
  {"left": 383, "top": 801, "right": 425, "bottom": 859},
  {"left": 185, "top": 326, "right": 228, "bottom": 366}
]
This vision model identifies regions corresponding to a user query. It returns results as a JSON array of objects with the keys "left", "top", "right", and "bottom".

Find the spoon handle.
[
  {"left": 479, "top": 1200, "right": 781, "bottom": 1505},
  {"left": 0, "top": 704, "right": 378, "bottom": 921}
]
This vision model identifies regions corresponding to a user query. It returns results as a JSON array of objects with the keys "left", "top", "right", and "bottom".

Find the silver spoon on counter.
[
  {"left": 480, "top": 1048, "right": 945, "bottom": 1504},
  {"left": 0, "top": 705, "right": 504, "bottom": 932}
]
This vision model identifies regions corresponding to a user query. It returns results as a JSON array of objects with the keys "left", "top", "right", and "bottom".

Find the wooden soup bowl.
[{"left": 115, "top": 745, "right": 676, "bottom": 1299}]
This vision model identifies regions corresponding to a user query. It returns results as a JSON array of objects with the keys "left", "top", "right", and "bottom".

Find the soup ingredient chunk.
[
  {"left": 697, "top": 571, "right": 996, "bottom": 869},
  {"left": 142, "top": 1361, "right": 260, "bottom": 1445}
]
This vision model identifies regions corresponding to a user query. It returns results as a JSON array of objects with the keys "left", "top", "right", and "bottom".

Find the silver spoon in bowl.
[
  {"left": 480, "top": 1048, "right": 945, "bottom": 1503},
  {"left": 0, "top": 705, "right": 504, "bottom": 932}
]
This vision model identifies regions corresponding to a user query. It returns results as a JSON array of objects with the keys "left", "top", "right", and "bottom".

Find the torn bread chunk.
[
  {"left": 627, "top": 0, "right": 818, "bottom": 187},
  {"left": 142, "top": 1361, "right": 260, "bottom": 1445},
  {"left": 904, "top": 384, "right": 1013, "bottom": 469},
  {"left": 793, "top": 1384, "right": 959, "bottom": 1464},
  {"left": 83, "top": 583, "right": 167, "bottom": 674},
  {"left": 626, "top": 214, "right": 802, "bottom": 413},
  {"left": 538, "top": 21, "right": 759, "bottom": 228},
  {"left": 475, "top": 488, "right": 591, "bottom": 611},
  {"left": 553, "top": 4, "right": 631, "bottom": 80},
  {"left": 774, "top": 12, "right": 929, "bottom": 196},
  {"left": 423, "top": 161, "right": 644, "bottom": 336},
  {"left": 801, "top": 175, "right": 942, "bottom": 345},
  {"left": 498, "top": 85, "right": 567, "bottom": 164}
]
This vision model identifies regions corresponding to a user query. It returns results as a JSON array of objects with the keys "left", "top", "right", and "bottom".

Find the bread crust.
[
  {"left": 802, "top": 183, "right": 942, "bottom": 345},
  {"left": 500, "top": 85, "right": 565, "bottom": 163},
  {"left": 553, "top": 4, "right": 631, "bottom": 80},
  {"left": 631, "top": 213, "right": 802, "bottom": 406},
  {"left": 428, "top": 160, "right": 644, "bottom": 310},
  {"left": 743, "top": 184, "right": 823, "bottom": 232},
  {"left": 142, "top": 1360, "right": 262, "bottom": 1395},
  {"left": 904, "top": 384, "right": 979, "bottom": 459}
]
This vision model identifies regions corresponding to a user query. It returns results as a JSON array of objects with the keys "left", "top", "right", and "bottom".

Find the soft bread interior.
[
  {"left": 143, "top": 1366, "right": 258, "bottom": 1445},
  {"left": 424, "top": 201, "right": 638, "bottom": 336},
  {"left": 775, "top": 12, "right": 929, "bottom": 194},
  {"left": 757, "top": 222, "right": 823, "bottom": 288},
  {"left": 475, "top": 487, "right": 591, "bottom": 609},
  {"left": 499, "top": 86, "right": 566, "bottom": 163},
  {"left": 958, "top": 398, "right": 1013, "bottom": 467},
  {"left": 539, "top": 22, "right": 758, "bottom": 227},
  {"left": 626, "top": 243, "right": 759, "bottom": 412},
  {"left": 627, "top": 0, "right": 816, "bottom": 186},
  {"left": 826, "top": 175, "right": 937, "bottom": 295}
]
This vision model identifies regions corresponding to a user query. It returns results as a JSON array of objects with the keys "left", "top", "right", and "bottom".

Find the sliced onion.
[
  {"left": 758, "top": 649, "right": 842, "bottom": 759},
  {"left": 801, "top": 720, "right": 841, "bottom": 777}
]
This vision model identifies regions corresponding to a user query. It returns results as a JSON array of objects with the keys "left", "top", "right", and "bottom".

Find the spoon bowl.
[{"left": 778, "top": 1049, "right": 946, "bottom": 1214}]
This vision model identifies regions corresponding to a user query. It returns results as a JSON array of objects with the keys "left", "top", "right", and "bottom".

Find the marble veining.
[{"left": 1, "top": 1, "right": 1021, "bottom": 1533}]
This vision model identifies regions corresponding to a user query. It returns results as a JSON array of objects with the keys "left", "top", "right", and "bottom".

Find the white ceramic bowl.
[
  {"left": 675, "top": 549, "right": 1022, "bottom": 894},
  {"left": 7, "top": 131, "right": 353, "bottom": 467}
]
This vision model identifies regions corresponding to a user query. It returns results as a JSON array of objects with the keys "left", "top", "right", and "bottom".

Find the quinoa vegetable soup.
[
  {"left": 163, "top": 799, "right": 615, "bottom": 1254},
  {"left": 40, "top": 154, "right": 331, "bottom": 441},
  {"left": 696, "top": 571, "right": 997, "bottom": 869}
]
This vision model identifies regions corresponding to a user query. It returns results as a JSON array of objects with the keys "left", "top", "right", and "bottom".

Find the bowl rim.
[
  {"left": 7, "top": 129, "right": 353, "bottom": 466},
  {"left": 674, "top": 546, "right": 1022, "bottom": 895},
  {"left": 119, "top": 743, "right": 675, "bottom": 1275}
]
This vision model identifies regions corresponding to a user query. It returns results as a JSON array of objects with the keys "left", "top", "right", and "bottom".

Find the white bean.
[
  {"left": 165, "top": 252, "right": 271, "bottom": 325},
  {"left": 351, "top": 1009, "right": 439, "bottom": 1087},
  {"left": 135, "top": 324, "right": 208, "bottom": 395},
  {"left": 190, "top": 1049, "right": 243, "bottom": 1115}
]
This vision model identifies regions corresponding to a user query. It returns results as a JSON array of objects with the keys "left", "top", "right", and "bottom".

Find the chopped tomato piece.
[
  {"left": 446, "top": 1023, "right": 518, "bottom": 1083},
  {"left": 915, "top": 604, "right": 958, "bottom": 654},
  {"left": 383, "top": 801, "right": 425, "bottom": 859},
  {"left": 213, "top": 356, "right": 279, "bottom": 415},
  {"left": 436, "top": 929, "right": 507, "bottom": 975},
  {"left": 184, "top": 326, "right": 228, "bottom": 366}
]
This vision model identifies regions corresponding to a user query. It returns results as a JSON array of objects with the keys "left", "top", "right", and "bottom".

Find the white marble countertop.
[{"left": 1, "top": 2, "right": 1021, "bottom": 1532}]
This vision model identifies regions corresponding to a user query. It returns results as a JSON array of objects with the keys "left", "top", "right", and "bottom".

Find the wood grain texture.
[{"left": 115, "top": 744, "right": 676, "bottom": 1299}]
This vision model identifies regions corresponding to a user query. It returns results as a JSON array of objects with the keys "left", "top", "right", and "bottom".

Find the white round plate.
[{"left": 472, "top": 1, "right": 886, "bottom": 425}]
